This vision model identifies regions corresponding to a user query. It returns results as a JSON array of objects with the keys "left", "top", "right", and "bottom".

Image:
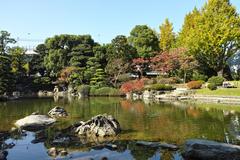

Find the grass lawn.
[{"left": 196, "top": 88, "right": 240, "bottom": 96}]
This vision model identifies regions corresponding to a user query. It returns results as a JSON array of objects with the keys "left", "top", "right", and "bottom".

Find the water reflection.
[{"left": 0, "top": 98, "right": 240, "bottom": 159}]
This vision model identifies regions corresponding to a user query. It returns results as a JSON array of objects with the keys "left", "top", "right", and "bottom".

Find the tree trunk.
[
  {"left": 217, "top": 69, "right": 224, "bottom": 77},
  {"left": 183, "top": 70, "right": 187, "bottom": 84}
]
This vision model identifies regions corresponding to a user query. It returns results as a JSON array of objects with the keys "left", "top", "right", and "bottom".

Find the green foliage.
[
  {"left": 90, "top": 68, "right": 106, "bottom": 87},
  {"left": 118, "top": 74, "right": 132, "bottom": 83},
  {"left": 159, "top": 18, "right": 176, "bottom": 51},
  {"left": 77, "top": 85, "right": 90, "bottom": 96},
  {"left": 0, "top": 31, "right": 16, "bottom": 55},
  {"left": 187, "top": 81, "right": 203, "bottom": 89},
  {"left": 0, "top": 55, "right": 13, "bottom": 94},
  {"left": 208, "top": 76, "right": 224, "bottom": 86},
  {"left": 179, "top": 0, "right": 240, "bottom": 75},
  {"left": 191, "top": 72, "right": 208, "bottom": 82},
  {"left": 89, "top": 87, "right": 123, "bottom": 96},
  {"left": 107, "top": 35, "right": 137, "bottom": 61},
  {"left": 156, "top": 77, "right": 181, "bottom": 84},
  {"left": 9, "top": 47, "right": 27, "bottom": 76},
  {"left": 208, "top": 83, "right": 217, "bottom": 90},
  {"left": 30, "top": 44, "right": 47, "bottom": 76},
  {"left": 44, "top": 34, "right": 96, "bottom": 76},
  {"left": 128, "top": 25, "right": 159, "bottom": 58},
  {"left": 145, "top": 84, "right": 174, "bottom": 91}
]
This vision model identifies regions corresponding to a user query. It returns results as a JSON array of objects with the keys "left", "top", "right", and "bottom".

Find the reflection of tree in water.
[
  {"left": 229, "top": 115, "right": 240, "bottom": 142},
  {"left": 160, "top": 150, "right": 174, "bottom": 160}
]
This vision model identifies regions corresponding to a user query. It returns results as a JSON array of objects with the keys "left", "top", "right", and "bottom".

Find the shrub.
[
  {"left": 208, "top": 76, "right": 224, "bottom": 86},
  {"left": 145, "top": 84, "right": 174, "bottom": 91},
  {"left": 187, "top": 81, "right": 203, "bottom": 89},
  {"left": 208, "top": 83, "right": 217, "bottom": 90},
  {"left": 156, "top": 77, "right": 181, "bottom": 84},
  {"left": 120, "top": 79, "right": 145, "bottom": 94},
  {"left": 192, "top": 72, "right": 208, "bottom": 82},
  {"left": 90, "top": 87, "right": 123, "bottom": 96},
  {"left": 118, "top": 74, "right": 132, "bottom": 82},
  {"left": 77, "top": 85, "right": 90, "bottom": 96}
]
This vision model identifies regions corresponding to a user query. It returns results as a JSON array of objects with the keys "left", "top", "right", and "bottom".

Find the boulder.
[
  {"left": 48, "top": 107, "right": 68, "bottom": 117},
  {"left": 47, "top": 147, "right": 58, "bottom": 157},
  {"left": 0, "top": 151, "right": 8, "bottom": 160},
  {"left": 15, "top": 114, "right": 56, "bottom": 131},
  {"left": 182, "top": 139, "right": 240, "bottom": 160},
  {"left": 74, "top": 114, "right": 121, "bottom": 137}
]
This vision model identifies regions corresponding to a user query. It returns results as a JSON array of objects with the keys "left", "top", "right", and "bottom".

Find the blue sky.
[{"left": 1, "top": 0, "right": 240, "bottom": 48}]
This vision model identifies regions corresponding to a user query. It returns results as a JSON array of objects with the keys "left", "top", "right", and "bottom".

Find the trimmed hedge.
[
  {"left": 208, "top": 76, "right": 224, "bottom": 86},
  {"left": 145, "top": 84, "right": 174, "bottom": 91},
  {"left": 90, "top": 87, "right": 124, "bottom": 96},
  {"left": 187, "top": 81, "right": 203, "bottom": 89},
  {"left": 208, "top": 83, "right": 217, "bottom": 90}
]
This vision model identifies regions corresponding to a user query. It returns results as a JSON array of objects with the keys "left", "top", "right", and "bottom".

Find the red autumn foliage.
[
  {"left": 150, "top": 48, "right": 187, "bottom": 73},
  {"left": 120, "top": 78, "right": 148, "bottom": 93}
]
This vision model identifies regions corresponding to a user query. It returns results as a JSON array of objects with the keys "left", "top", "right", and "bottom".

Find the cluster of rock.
[
  {"left": 48, "top": 107, "right": 68, "bottom": 117},
  {"left": 73, "top": 114, "right": 121, "bottom": 137},
  {"left": 14, "top": 109, "right": 121, "bottom": 139}
]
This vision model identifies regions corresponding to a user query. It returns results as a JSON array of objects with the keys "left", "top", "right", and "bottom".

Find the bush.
[
  {"left": 208, "top": 83, "right": 217, "bottom": 90},
  {"left": 90, "top": 87, "right": 124, "bottom": 96},
  {"left": 208, "top": 76, "right": 224, "bottom": 86},
  {"left": 118, "top": 74, "right": 132, "bottom": 83},
  {"left": 192, "top": 72, "right": 208, "bottom": 82},
  {"left": 187, "top": 81, "right": 203, "bottom": 89},
  {"left": 156, "top": 77, "right": 181, "bottom": 84},
  {"left": 120, "top": 79, "right": 145, "bottom": 94},
  {"left": 77, "top": 85, "right": 90, "bottom": 96},
  {"left": 145, "top": 84, "right": 174, "bottom": 91}
]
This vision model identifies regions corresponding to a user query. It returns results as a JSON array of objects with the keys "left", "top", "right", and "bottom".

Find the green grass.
[{"left": 196, "top": 88, "right": 240, "bottom": 96}]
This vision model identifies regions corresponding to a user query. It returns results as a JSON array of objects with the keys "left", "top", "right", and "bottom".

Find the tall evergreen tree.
[
  {"left": 159, "top": 18, "right": 176, "bottom": 51},
  {"left": 128, "top": 25, "right": 159, "bottom": 58}
]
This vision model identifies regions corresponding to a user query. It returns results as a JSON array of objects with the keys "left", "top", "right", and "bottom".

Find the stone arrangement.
[
  {"left": 48, "top": 106, "right": 68, "bottom": 117},
  {"left": 74, "top": 114, "right": 121, "bottom": 137}
]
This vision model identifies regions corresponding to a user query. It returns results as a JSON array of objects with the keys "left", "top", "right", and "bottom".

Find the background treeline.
[{"left": 0, "top": 0, "right": 240, "bottom": 95}]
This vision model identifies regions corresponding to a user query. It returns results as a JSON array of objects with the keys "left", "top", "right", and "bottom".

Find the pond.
[{"left": 0, "top": 97, "right": 240, "bottom": 160}]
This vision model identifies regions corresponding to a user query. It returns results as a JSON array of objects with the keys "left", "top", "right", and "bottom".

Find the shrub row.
[
  {"left": 90, "top": 87, "right": 124, "bottom": 96},
  {"left": 145, "top": 84, "right": 174, "bottom": 91}
]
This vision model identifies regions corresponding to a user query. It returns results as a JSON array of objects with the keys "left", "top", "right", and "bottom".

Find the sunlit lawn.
[{"left": 196, "top": 88, "right": 240, "bottom": 96}]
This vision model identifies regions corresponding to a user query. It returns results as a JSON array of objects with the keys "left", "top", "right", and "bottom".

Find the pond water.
[{"left": 0, "top": 97, "right": 240, "bottom": 160}]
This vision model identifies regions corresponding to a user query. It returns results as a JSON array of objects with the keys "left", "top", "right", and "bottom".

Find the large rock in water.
[
  {"left": 15, "top": 114, "right": 56, "bottom": 131},
  {"left": 182, "top": 139, "right": 240, "bottom": 160},
  {"left": 74, "top": 114, "right": 121, "bottom": 137},
  {"left": 48, "top": 107, "right": 68, "bottom": 117}
]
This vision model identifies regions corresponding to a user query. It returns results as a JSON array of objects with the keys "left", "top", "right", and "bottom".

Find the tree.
[
  {"left": 107, "top": 35, "right": 137, "bottom": 61},
  {"left": 43, "top": 34, "right": 96, "bottom": 76},
  {"left": 0, "top": 31, "right": 16, "bottom": 55},
  {"left": 30, "top": 44, "right": 47, "bottom": 76},
  {"left": 9, "top": 47, "right": 27, "bottom": 76},
  {"left": 128, "top": 25, "right": 159, "bottom": 58},
  {"left": 0, "top": 55, "right": 13, "bottom": 94},
  {"left": 180, "top": 0, "right": 240, "bottom": 76},
  {"left": 84, "top": 57, "right": 102, "bottom": 84},
  {"left": 105, "top": 58, "right": 129, "bottom": 87},
  {"left": 159, "top": 18, "right": 176, "bottom": 51},
  {"left": 177, "top": 7, "right": 201, "bottom": 48}
]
